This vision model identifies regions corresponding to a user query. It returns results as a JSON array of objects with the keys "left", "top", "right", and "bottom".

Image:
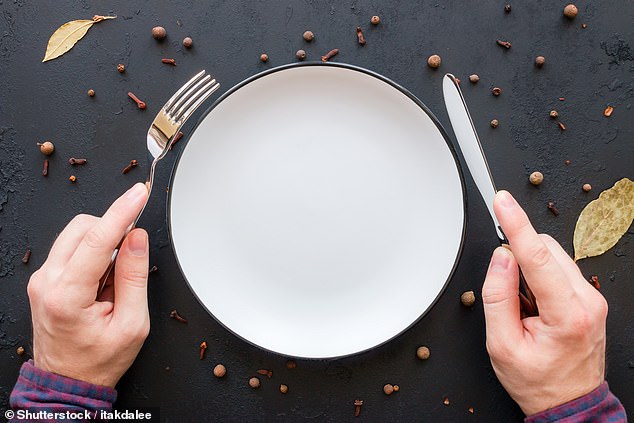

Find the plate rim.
[{"left": 167, "top": 61, "right": 468, "bottom": 359}]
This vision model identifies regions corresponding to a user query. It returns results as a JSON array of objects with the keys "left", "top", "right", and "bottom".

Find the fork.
[{"left": 98, "top": 70, "right": 221, "bottom": 294}]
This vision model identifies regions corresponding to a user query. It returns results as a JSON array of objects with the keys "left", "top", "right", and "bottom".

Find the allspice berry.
[
  {"left": 469, "top": 74, "right": 480, "bottom": 83},
  {"left": 117, "top": 63, "right": 125, "bottom": 73},
  {"left": 529, "top": 171, "right": 544, "bottom": 185},
  {"left": 563, "top": 4, "right": 578, "bottom": 19},
  {"left": 213, "top": 364, "right": 226, "bottom": 378},
  {"left": 535, "top": 56, "right": 546, "bottom": 68},
  {"left": 296, "top": 49, "right": 306, "bottom": 60},
  {"left": 416, "top": 345, "right": 431, "bottom": 360},
  {"left": 383, "top": 384, "right": 394, "bottom": 395},
  {"left": 280, "top": 384, "right": 289, "bottom": 394},
  {"left": 87, "top": 89, "right": 95, "bottom": 97},
  {"left": 490, "top": 119, "right": 499, "bottom": 128},
  {"left": 427, "top": 54, "right": 441, "bottom": 69},
  {"left": 183, "top": 37, "right": 193, "bottom": 48},
  {"left": 249, "top": 377, "right": 261, "bottom": 389},
  {"left": 491, "top": 87, "right": 502, "bottom": 96},
  {"left": 582, "top": 183, "right": 592, "bottom": 192},
  {"left": 152, "top": 26, "right": 167, "bottom": 40},
  {"left": 303, "top": 30, "right": 314, "bottom": 41},
  {"left": 16, "top": 346, "right": 25, "bottom": 356},
  {"left": 260, "top": 53, "right": 269, "bottom": 62},
  {"left": 37, "top": 141, "right": 55, "bottom": 156},
  {"left": 461, "top": 290, "right": 476, "bottom": 307},
  {"left": 371, "top": 15, "right": 380, "bottom": 25},
  {"left": 549, "top": 110, "right": 558, "bottom": 118}
]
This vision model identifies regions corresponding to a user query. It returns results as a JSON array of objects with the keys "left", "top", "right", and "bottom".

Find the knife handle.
[{"left": 499, "top": 236, "right": 539, "bottom": 318}]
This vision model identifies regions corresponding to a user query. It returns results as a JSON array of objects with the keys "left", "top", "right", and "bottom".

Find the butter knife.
[{"left": 442, "top": 73, "right": 537, "bottom": 317}]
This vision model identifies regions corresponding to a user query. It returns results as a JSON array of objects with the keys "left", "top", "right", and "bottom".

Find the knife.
[{"left": 442, "top": 73, "right": 537, "bottom": 317}]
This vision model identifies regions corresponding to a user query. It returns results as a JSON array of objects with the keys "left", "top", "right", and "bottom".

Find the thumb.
[
  {"left": 113, "top": 228, "right": 149, "bottom": 327},
  {"left": 482, "top": 247, "right": 523, "bottom": 347}
]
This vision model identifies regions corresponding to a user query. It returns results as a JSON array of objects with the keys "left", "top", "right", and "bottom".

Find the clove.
[
  {"left": 355, "top": 27, "right": 366, "bottom": 45},
  {"left": 496, "top": 39, "right": 512, "bottom": 49},
  {"left": 169, "top": 309, "right": 188, "bottom": 323}
]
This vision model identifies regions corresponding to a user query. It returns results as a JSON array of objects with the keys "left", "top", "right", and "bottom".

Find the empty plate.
[{"left": 169, "top": 63, "right": 465, "bottom": 358}]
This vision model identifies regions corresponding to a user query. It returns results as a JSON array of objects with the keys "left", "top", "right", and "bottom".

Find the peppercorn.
[
  {"left": 117, "top": 63, "right": 125, "bottom": 73},
  {"left": 383, "top": 384, "right": 394, "bottom": 395},
  {"left": 529, "top": 171, "right": 544, "bottom": 185},
  {"left": 260, "top": 53, "right": 269, "bottom": 62},
  {"left": 16, "top": 346, "right": 25, "bottom": 356},
  {"left": 461, "top": 290, "right": 476, "bottom": 307},
  {"left": 69, "top": 175, "right": 77, "bottom": 182},
  {"left": 249, "top": 377, "right": 261, "bottom": 389},
  {"left": 213, "top": 364, "right": 226, "bottom": 378},
  {"left": 182, "top": 37, "right": 193, "bottom": 48},
  {"left": 152, "top": 26, "right": 167, "bottom": 40},
  {"left": 491, "top": 87, "right": 502, "bottom": 96},
  {"left": 469, "top": 74, "right": 479, "bottom": 83},
  {"left": 504, "top": 4, "right": 512, "bottom": 13},
  {"left": 87, "top": 89, "right": 95, "bottom": 97},
  {"left": 563, "top": 4, "right": 578, "bottom": 19},
  {"left": 427, "top": 54, "right": 441, "bottom": 69},
  {"left": 582, "top": 183, "right": 592, "bottom": 192},
  {"left": 296, "top": 49, "right": 306, "bottom": 60},
  {"left": 490, "top": 119, "right": 499, "bottom": 128},
  {"left": 443, "top": 397, "right": 450, "bottom": 406},
  {"left": 565, "top": 160, "right": 571, "bottom": 166},
  {"left": 581, "top": 23, "right": 587, "bottom": 29},
  {"left": 371, "top": 15, "right": 380, "bottom": 25},
  {"left": 37, "top": 141, "right": 55, "bottom": 156},
  {"left": 535, "top": 56, "right": 546, "bottom": 67},
  {"left": 393, "top": 385, "right": 400, "bottom": 392},
  {"left": 280, "top": 384, "right": 289, "bottom": 394},
  {"left": 416, "top": 345, "right": 430, "bottom": 360},
  {"left": 303, "top": 30, "right": 314, "bottom": 41},
  {"left": 549, "top": 110, "right": 558, "bottom": 118}
]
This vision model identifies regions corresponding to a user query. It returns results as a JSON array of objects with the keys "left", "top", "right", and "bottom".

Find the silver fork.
[{"left": 98, "top": 70, "right": 221, "bottom": 294}]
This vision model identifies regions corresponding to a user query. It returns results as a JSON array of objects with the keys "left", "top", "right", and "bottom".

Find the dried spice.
[
  {"left": 162, "top": 58, "right": 176, "bottom": 66},
  {"left": 427, "top": 54, "right": 441, "bottom": 69},
  {"left": 87, "top": 89, "right": 95, "bottom": 97},
  {"left": 149, "top": 265, "right": 158, "bottom": 273},
  {"left": 490, "top": 119, "right": 499, "bottom": 128},
  {"left": 128, "top": 92, "right": 146, "bottom": 109},
  {"left": 535, "top": 56, "right": 546, "bottom": 67},
  {"left": 68, "top": 158, "right": 87, "bottom": 165},
  {"left": 461, "top": 290, "right": 476, "bottom": 306},
  {"left": 491, "top": 87, "right": 502, "bottom": 96},
  {"left": 249, "top": 377, "right": 261, "bottom": 389},
  {"left": 121, "top": 159, "right": 138, "bottom": 174},
  {"left": 573, "top": 178, "right": 634, "bottom": 261},
  {"left": 69, "top": 175, "right": 77, "bottom": 182},
  {"left": 286, "top": 360, "right": 297, "bottom": 369},
  {"left": 371, "top": 15, "right": 380, "bottom": 25},
  {"left": 22, "top": 249, "right": 31, "bottom": 264},
  {"left": 468, "top": 407, "right": 475, "bottom": 414},
  {"left": 589, "top": 275, "right": 600, "bottom": 290},
  {"left": 38, "top": 141, "right": 55, "bottom": 156},
  {"left": 303, "top": 30, "right": 314, "bottom": 41},
  {"left": 42, "top": 159, "right": 49, "bottom": 176},
  {"left": 354, "top": 400, "right": 363, "bottom": 417},
  {"left": 169, "top": 309, "right": 188, "bottom": 323},
  {"left": 199, "top": 341, "right": 207, "bottom": 360},
  {"left": 295, "top": 49, "right": 306, "bottom": 60},
  {"left": 469, "top": 74, "right": 479, "bottom": 83},
  {"left": 416, "top": 345, "right": 430, "bottom": 360},
  {"left": 530, "top": 171, "right": 544, "bottom": 186},
  {"left": 183, "top": 37, "right": 193, "bottom": 48},
  {"left": 43, "top": 15, "right": 116, "bottom": 62},
  {"left": 321, "top": 48, "right": 339, "bottom": 62},
  {"left": 496, "top": 39, "right": 512, "bottom": 49},
  {"left": 547, "top": 202, "right": 559, "bottom": 216},
  {"left": 356, "top": 27, "right": 366, "bottom": 45},
  {"left": 117, "top": 63, "right": 125, "bottom": 73},
  {"left": 152, "top": 26, "right": 167, "bottom": 40},
  {"left": 549, "top": 110, "right": 558, "bottom": 118},
  {"left": 257, "top": 369, "right": 273, "bottom": 378},
  {"left": 504, "top": 4, "right": 512, "bottom": 13},
  {"left": 16, "top": 346, "right": 25, "bottom": 356},
  {"left": 383, "top": 384, "right": 394, "bottom": 395},
  {"left": 603, "top": 106, "right": 614, "bottom": 117},
  {"left": 279, "top": 384, "right": 288, "bottom": 394},
  {"left": 260, "top": 53, "right": 269, "bottom": 62},
  {"left": 558, "top": 121, "right": 566, "bottom": 131},
  {"left": 213, "top": 364, "right": 226, "bottom": 378},
  {"left": 582, "top": 183, "right": 592, "bottom": 192},
  {"left": 564, "top": 4, "right": 578, "bottom": 19},
  {"left": 443, "top": 397, "right": 450, "bottom": 406}
]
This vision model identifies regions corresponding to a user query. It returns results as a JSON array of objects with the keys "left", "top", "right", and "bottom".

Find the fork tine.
[
  {"left": 166, "top": 75, "right": 212, "bottom": 117},
  {"left": 163, "top": 70, "right": 207, "bottom": 112},
  {"left": 172, "top": 79, "right": 218, "bottom": 122},
  {"left": 177, "top": 82, "right": 221, "bottom": 124}
]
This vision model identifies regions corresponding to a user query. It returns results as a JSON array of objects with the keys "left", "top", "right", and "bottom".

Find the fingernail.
[
  {"left": 128, "top": 229, "right": 148, "bottom": 257},
  {"left": 490, "top": 247, "right": 511, "bottom": 272},
  {"left": 124, "top": 183, "right": 148, "bottom": 201},
  {"left": 497, "top": 190, "right": 518, "bottom": 208}
]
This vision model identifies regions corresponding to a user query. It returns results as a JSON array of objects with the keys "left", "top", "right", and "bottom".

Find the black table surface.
[{"left": 1, "top": 1, "right": 633, "bottom": 422}]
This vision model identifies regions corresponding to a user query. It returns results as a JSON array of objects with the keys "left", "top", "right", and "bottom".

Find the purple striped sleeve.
[
  {"left": 525, "top": 382, "right": 627, "bottom": 423},
  {"left": 9, "top": 360, "right": 117, "bottom": 422}
]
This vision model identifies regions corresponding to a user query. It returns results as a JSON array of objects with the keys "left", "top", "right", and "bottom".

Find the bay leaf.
[
  {"left": 573, "top": 177, "right": 634, "bottom": 261},
  {"left": 43, "top": 15, "right": 116, "bottom": 62}
]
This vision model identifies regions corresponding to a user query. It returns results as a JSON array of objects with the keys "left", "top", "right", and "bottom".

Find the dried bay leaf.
[
  {"left": 43, "top": 15, "right": 116, "bottom": 62},
  {"left": 573, "top": 178, "right": 634, "bottom": 261}
]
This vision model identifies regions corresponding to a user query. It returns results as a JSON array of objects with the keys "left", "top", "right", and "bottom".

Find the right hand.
[{"left": 482, "top": 190, "right": 608, "bottom": 416}]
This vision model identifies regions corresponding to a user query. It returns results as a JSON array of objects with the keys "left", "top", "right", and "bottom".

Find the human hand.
[
  {"left": 27, "top": 183, "right": 150, "bottom": 388},
  {"left": 482, "top": 190, "right": 607, "bottom": 416}
]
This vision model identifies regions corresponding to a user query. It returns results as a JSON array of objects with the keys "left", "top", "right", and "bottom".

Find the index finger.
[
  {"left": 64, "top": 183, "right": 149, "bottom": 302},
  {"left": 493, "top": 191, "right": 575, "bottom": 324}
]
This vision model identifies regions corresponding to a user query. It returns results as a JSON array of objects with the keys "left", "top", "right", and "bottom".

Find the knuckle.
[
  {"left": 120, "top": 322, "right": 149, "bottom": 343},
  {"left": 481, "top": 286, "right": 512, "bottom": 306},
  {"left": 83, "top": 226, "right": 109, "bottom": 250},
  {"left": 26, "top": 271, "right": 42, "bottom": 300},
  {"left": 568, "top": 311, "right": 593, "bottom": 335},
  {"left": 120, "top": 267, "right": 148, "bottom": 288},
  {"left": 486, "top": 339, "right": 514, "bottom": 363},
  {"left": 526, "top": 243, "right": 552, "bottom": 268},
  {"left": 42, "top": 293, "right": 70, "bottom": 319},
  {"left": 71, "top": 213, "right": 96, "bottom": 226}
]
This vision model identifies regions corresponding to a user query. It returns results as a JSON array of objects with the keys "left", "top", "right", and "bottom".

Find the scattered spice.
[
  {"left": 127, "top": 92, "right": 146, "bottom": 109},
  {"left": 169, "top": 309, "right": 187, "bottom": 323},
  {"left": 565, "top": 160, "right": 571, "bottom": 165},
  {"left": 427, "top": 54, "right": 441, "bottom": 69},
  {"left": 444, "top": 397, "right": 450, "bottom": 406},
  {"left": 530, "top": 171, "right": 544, "bottom": 186},
  {"left": 603, "top": 105, "right": 614, "bottom": 117},
  {"left": 354, "top": 400, "right": 363, "bottom": 417},
  {"left": 504, "top": 4, "right": 512, "bottom": 13},
  {"left": 549, "top": 110, "right": 559, "bottom": 118},
  {"left": 165, "top": 366, "right": 171, "bottom": 371},
  {"left": 170, "top": 131, "right": 184, "bottom": 149},
  {"left": 42, "top": 15, "right": 117, "bottom": 62},
  {"left": 535, "top": 56, "right": 546, "bottom": 67},
  {"left": 496, "top": 39, "right": 512, "bottom": 49},
  {"left": 213, "top": 364, "right": 226, "bottom": 378},
  {"left": 37, "top": 141, "right": 55, "bottom": 156},
  {"left": 249, "top": 377, "right": 261, "bottom": 389},
  {"left": 69, "top": 175, "right": 77, "bottom": 182},
  {"left": 371, "top": 15, "right": 380, "bottom": 25},
  {"left": 121, "top": 159, "right": 138, "bottom": 174},
  {"left": 87, "top": 89, "right": 95, "bottom": 97},
  {"left": 416, "top": 345, "right": 431, "bottom": 360},
  {"left": 149, "top": 265, "right": 158, "bottom": 274},
  {"left": 68, "top": 158, "right": 87, "bottom": 165},
  {"left": 162, "top": 58, "right": 176, "bottom": 66},
  {"left": 581, "top": 23, "right": 587, "bottom": 29},
  {"left": 321, "top": 48, "right": 339, "bottom": 62},
  {"left": 21, "top": 249, "right": 31, "bottom": 264},
  {"left": 280, "top": 384, "right": 289, "bottom": 394},
  {"left": 199, "top": 341, "right": 207, "bottom": 360},
  {"left": 558, "top": 121, "right": 566, "bottom": 131},
  {"left": 42, "top": 159, "right": 49, "bottom": 176},
  {"left": 558, "top": 97, "right": 565, "bottom": 101},
  {"left": 296, "top": 49, "right": 306, "bottom": 60},
  {"left": 182, "top": 37, "right": 193, "bottom": 48},
  {"left": 461, "top": 290, "right": 476, "bottom": 307},
  {"left": 260, "top": 53, "right": 269, "bottom": 62},
  {"left": 582, "top": 183, "right": 592, "bottom": 192},
  {"left": 303, "top": 30, "right": 314, "bottom": 41},
  {"left": 286, "top": 360, "right": 297, "bottom": 369},
  {"left": 491, "top": 87, "right": 502, "bottom": 96},
  {"left": 117, "top": 63, "right": 125, "bottom": 73},
  {"left": 455, "top": 78, "right": 461, "bottom": 85},
  {"left": 257, "top": 369, "right": 273, "bottom": 379},
  {"left": 393, "top": 385, "right": 400, "bottom": 392},
  {"left": 16, "top": 346, "right": 25, "bottom": 356},
  {"left": 547, "top": 202, "right": 559, "bottom": 216},
  {"left": 469, "top": 74, "right": 479, "bottom": 83},
  {"left": 383, "top": 384, "right": 394, "bottom": 395},
  {"left": 152, "top": 26, "right": 167, "bottom": 40},
  {"left": 564, "top": 4, "right": 578, "bottom": 19},
  {"left": 589, "top": 275, "right": 600, "bottom": 290},
  {"left": 356, "top": 27, "right": 366, "bottom": 45},
  {"left": 490, "top": 119, "right": 499, "bottom": 128},
  {"left": 468, "top": 407, "right": 475, "bottom": 414}
]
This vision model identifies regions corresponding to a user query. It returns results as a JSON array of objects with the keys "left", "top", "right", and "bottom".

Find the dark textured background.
[{"left": 1, "top": 1, "right": 633, "bottom": 422}]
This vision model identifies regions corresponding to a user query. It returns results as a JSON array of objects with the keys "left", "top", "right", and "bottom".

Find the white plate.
[{"left": 169, "top": 64, "right": 465, "bottom": 358}]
